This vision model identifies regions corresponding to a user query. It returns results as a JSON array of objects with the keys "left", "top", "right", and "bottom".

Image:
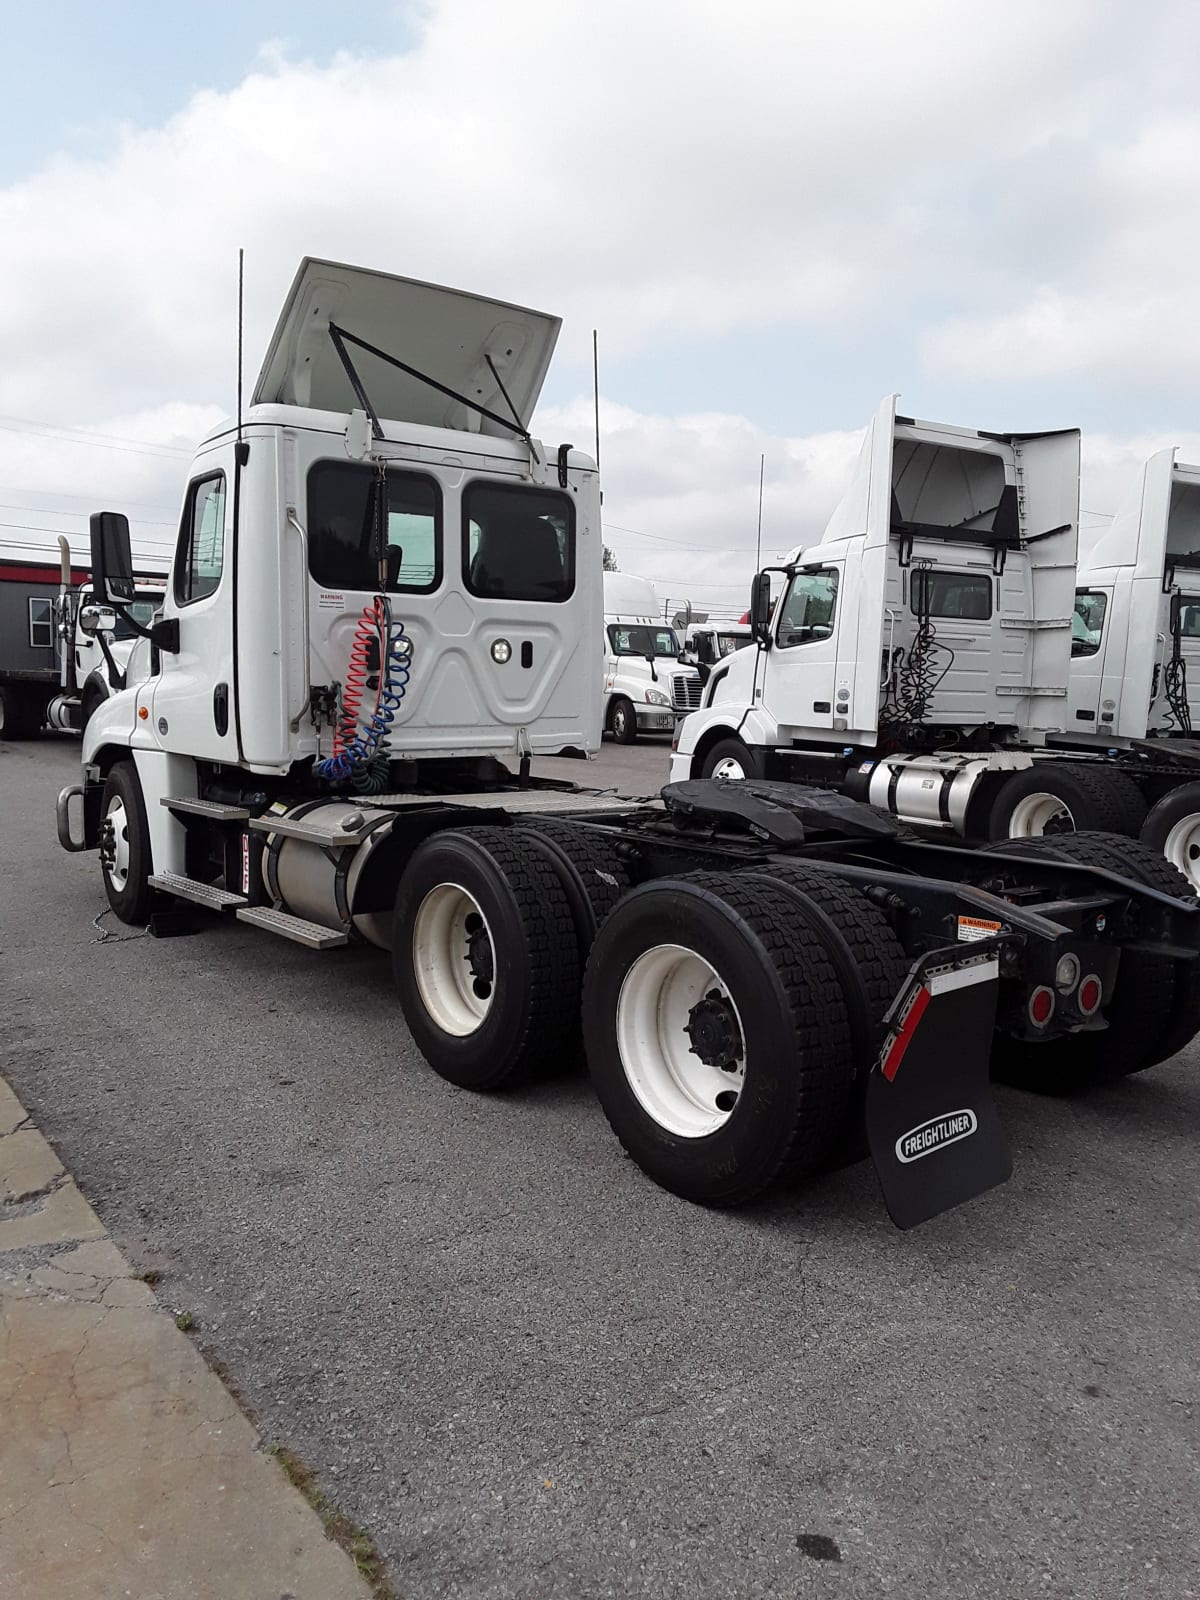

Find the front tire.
[
  {"left": 393, "top": 827, "right": 581, "bottom": 1090},
  {"left": 610, "top": 697, "right": 637, "bottom": 745},
  {"left": 100, "top": 761, "right": 154, "bottom": 924},
  {"left": 698, "top": 736, "right": 762, "bottom": 782},
  {"left": 581, "top": 873, "right": 853, "bottom": 1205}
]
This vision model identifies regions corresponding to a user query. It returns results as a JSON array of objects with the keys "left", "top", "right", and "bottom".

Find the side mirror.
[
  {"left": 749, "top": 572, "right": 773, "bottom": 644},
  {"left": 89, "top": 512, "right": 135, "bottom": 606},
  {"left": 78, "top": 605, "right": 116, "bottom": 638}
]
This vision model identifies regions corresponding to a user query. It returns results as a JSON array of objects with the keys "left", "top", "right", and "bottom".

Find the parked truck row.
[
  {"left": 671, "top": 400, "right": 1200, "bottom": 890},
  {"left": 52, "top": 256, "right": 1200, "bottom": 1231}
]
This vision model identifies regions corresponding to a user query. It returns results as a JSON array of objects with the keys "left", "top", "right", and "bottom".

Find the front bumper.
[{"left": 635, "top": 707, "right": 675, "bottom": 732}]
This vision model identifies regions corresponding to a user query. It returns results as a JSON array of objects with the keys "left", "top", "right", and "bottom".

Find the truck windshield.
[
  {"left": 1072, "top": 591, "right": 1107, "bottom": 657},
  {"left": 716, "top": 633, "right": 747, "bottom": 657},
  {"left": 608, "top": 625, "right": 679, "bottom": 657}
]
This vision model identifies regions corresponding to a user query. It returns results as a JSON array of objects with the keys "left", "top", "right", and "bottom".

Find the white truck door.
[
  {"left": 150, "top": 459, "right": 239, "bottom": 762},
  {"left": 761, "top": 562, "right": 844, "bottom": 731}
]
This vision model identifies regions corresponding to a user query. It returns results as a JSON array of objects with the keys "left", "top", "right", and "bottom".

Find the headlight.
[
  {"left": 491, "top": 639, "right": 512, "bottom": 664},
  {"left": 645, "top": 689, "right": 670, "bottom": 706}
]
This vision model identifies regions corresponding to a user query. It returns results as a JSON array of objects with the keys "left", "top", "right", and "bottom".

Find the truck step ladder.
[
  {"left": 236, "top": 906, "right": 349, "bottom": 949},
  {"left": 148, "top": 872, "right": 247, "bottom": 911},
  {"left": 160, "top": 796, "right": 252, "bottom": 821}
]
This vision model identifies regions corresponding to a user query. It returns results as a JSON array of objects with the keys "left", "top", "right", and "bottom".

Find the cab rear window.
[{"left": 463, "top": 484, "right": 574, "bottom": 602}]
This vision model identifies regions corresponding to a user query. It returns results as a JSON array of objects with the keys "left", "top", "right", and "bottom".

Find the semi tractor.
[
  {"left": 1067, "top": 449, "right": 1200, "bottom": 887},
  {"left": 0, "top": 536, "right": 163, "bottom": 737},
  {"left": 602, "top": 571, "right": 700, "bottom": 741},
  {"left": 54, "top": 261, "right": 1200, "bottom": 1229}
]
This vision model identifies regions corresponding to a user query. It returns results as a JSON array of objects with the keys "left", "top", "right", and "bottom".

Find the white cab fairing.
[{"left": 254, "top": 259, "right": 560, "bottom": 436}]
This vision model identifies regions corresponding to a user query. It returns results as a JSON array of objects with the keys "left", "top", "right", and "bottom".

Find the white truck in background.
[
  {"left": 602, "top": 570, "right": 699, "bottom": 742},
  {"left": 672, "top": 396, "right": 1153, "bottom": 838},
  {"left": 1067, "top": 449, "right": 1200, "bottom": 886},
  {"left": 0, "top": 536, "right": 164, "bottom": 737},
  {"left": 55, "top": 256, "right": 1200, "bottom": 1229},
  {"left": 680, "top": 619, "right": 752, "bottom": 685}
]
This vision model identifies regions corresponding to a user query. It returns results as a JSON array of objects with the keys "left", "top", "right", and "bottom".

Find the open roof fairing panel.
[{"left": 252, "top": 259, "right": 562, "bottom": 436}]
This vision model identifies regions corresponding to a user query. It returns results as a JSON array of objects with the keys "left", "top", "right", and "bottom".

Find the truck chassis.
[{"left": 59, "top": 764, "right": 1200, "bottom": 1230}]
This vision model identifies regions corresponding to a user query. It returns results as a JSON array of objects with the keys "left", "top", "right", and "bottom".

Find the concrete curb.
[{"left": 0, "top": 1075, "right": 374, "bottom": 1600}]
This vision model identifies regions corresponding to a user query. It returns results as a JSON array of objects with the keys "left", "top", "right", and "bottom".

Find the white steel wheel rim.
[
  {"left": 614, "top": 705, "right": 629, "bottom": 734},
  {"left": 413, "top": 883, "right": 495, "bottom": 1036},
  {"left": 616, "top": 942, "right": 746, "bottom": 1138},
  {"left": 1008, "top": 793, "right": 1074, "bottom": 837},
  {"left": 103, "top": 795, "right": 131, "bottom": 890},
  {"left": 711, "top": 756, "right": 746, "bottom": 781},
  {"left": 1163, "top": 815, "right": 1200, "bottom": 892}
]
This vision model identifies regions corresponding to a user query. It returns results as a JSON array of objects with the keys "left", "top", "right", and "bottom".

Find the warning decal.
[{"left": 957, "top": 915, "right": 1003, "bottom": 943}]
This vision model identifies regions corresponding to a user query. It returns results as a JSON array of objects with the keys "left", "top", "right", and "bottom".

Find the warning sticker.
[
  {"left": 318, "top": 591, "right": 344, "bottom": 611},
  {"left": 957, "top": 915, "right": 1003, "bottom": 943}
]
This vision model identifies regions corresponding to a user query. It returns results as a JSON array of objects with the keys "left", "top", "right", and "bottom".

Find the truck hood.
[{"left": 253, "top": 258, "right": 561, "bottom": 436}]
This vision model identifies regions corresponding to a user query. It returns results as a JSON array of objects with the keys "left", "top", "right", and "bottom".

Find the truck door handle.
[
  {"left": 813, "top": 700, "right": 831, "bottom": 713},
  {"left": 213, "top": 682, "right": 229, "bottom": 736}
]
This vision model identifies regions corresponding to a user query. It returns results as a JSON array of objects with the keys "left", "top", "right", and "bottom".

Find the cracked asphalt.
[{"left": 3, "top": 734, "right": 1199, "bottom": 1599}]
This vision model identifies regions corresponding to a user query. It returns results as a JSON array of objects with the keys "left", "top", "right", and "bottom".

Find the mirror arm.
[
  {"left": 107, "top": 602, "right": 180, "bottom": 655},
  {"left": 95, "top": 631, "right": 126, "bottom": 693}
]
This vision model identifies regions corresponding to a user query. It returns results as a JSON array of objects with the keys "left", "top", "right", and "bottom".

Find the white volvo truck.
[
  {"left": 1065, "top": 449, "right": 1200, "bottom": 886},
  {"left": 54, "top": 265, "right": 1200, "bottom": 1229},
  {"left": 671, "top": 397, "right": 1162, "bottom": 843},
  {"left": 602, "top": 571, "right": 699, "bottom": 741}
]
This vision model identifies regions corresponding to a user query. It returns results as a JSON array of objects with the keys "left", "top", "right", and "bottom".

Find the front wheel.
[
  {"left": 698, "top": 736, "right": 761, "bottom": 782},
  {"left": 609, "top": 697, "right": 637, "bottom": 745},
  {"left": 100, "top": 761, "right": 154, "bottom": 923}
]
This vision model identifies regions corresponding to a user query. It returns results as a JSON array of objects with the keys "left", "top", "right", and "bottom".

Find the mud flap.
[{"left": 866, "top": 947, "right": 1011, "bottom": 1229}]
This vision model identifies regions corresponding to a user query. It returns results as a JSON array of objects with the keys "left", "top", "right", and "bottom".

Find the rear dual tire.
[{"left": 987, "top": 764, "right": 1146, "bottom": 842}]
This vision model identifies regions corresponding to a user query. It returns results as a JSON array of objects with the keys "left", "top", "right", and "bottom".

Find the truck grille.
[{"left": 671, "top": 673, "right": 702, "bottom": 711}]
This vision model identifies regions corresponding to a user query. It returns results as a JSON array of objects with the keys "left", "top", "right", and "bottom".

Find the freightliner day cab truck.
[
  {"left": 602, "top": 571, "right": 700, "bottom": 742},
  {"left": 0, "top": 535, "right": 163, "bottom": 737},
  {"left": 55, "top": 262, "right": 1200, "bottom": 1229}
]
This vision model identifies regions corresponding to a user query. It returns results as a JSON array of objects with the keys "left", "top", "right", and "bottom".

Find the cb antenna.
[
  {"left": 235, "top": 247, "right": 247, "bottom": 463},
  {"left": 592, "top": 329, "right": 601, "bottom": 476},
  {"left": 755, "top": 453, "right": 765, "bottom": 571}
]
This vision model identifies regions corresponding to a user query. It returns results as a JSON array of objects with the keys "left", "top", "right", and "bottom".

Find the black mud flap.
[{"left": 866, "top": 945, "right": 1011, "bottom": 1229}]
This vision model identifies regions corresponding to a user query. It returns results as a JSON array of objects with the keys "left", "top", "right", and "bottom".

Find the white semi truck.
[
  {"left": 602, "top": 571, "right": 699, "bottom": 741},
  {"left": 54, "top": 263, "right": 1200, "bottom": 1229},
  {"left": 1067, "top": 449, "right": 1200, "bottom": 886}
]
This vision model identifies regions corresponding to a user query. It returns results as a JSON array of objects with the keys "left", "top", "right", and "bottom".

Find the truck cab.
[
  {"left": 1069, "top": 450, "right": 1200, "bottom": 740},
  {"left": 75, "top": 259, "right": 601, "bottom": 889},
  {"left": 602, "top": 571, "right": 698, "bottom": 742},
  {"left": 680, "top": 620, "right": 752, "bottom": 684}
]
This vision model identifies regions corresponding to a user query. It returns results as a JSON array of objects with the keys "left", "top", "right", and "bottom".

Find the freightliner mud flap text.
[{"left": 866, "top": 946, "right": 1011, "bottom": 1229}]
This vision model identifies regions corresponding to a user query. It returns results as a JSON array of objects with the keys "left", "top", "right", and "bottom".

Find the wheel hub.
[
  {"left": 685, "top": 989, "right": 743, "bottom": 1070},
  {"left": 465, "top": 913, "right": 494, "bottom": 992}
]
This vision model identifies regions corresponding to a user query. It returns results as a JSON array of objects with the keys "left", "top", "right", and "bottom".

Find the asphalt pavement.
[{"left": 3, "top": 732, "right": 1199, "bottom": 1599}]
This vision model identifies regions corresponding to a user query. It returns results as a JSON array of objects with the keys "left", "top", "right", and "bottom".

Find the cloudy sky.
[{"left": 2, "top": 0, "right": 1199, "bottom": 614}]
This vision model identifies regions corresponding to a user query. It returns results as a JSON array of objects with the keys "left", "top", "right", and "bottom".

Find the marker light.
[
  {"left": 1028, "top": 986, "right": 1055, "bottom": 1028},
  {"left": 1077, "top": 975, "right": 1103, "bottom": 1017},
  {"left": 491, "top": 639, "right": 512, "bottom": 664}
]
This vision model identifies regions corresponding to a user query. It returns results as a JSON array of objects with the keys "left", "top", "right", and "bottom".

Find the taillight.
[
  {"left": 1028, "top": 986, "right": 1055, "bottom": 1028},
  {"left": 1077, "top": 975, "right": 1103, "bottom": 1017}
]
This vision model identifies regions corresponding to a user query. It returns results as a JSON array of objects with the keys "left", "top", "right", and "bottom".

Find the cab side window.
[
  {"left": 778, "top": 569, "right": 838, "bottom": 647},
  {"left": 175, "top": 474, "right": 226, "bottom": 605}
]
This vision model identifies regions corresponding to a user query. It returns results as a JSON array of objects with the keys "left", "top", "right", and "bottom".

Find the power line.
[
  {"left": 0, "top": 417, "right": 191, "bottom": 460},
  {"left": 0, "top": 500, "right": 177, "bottom": 527}
]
